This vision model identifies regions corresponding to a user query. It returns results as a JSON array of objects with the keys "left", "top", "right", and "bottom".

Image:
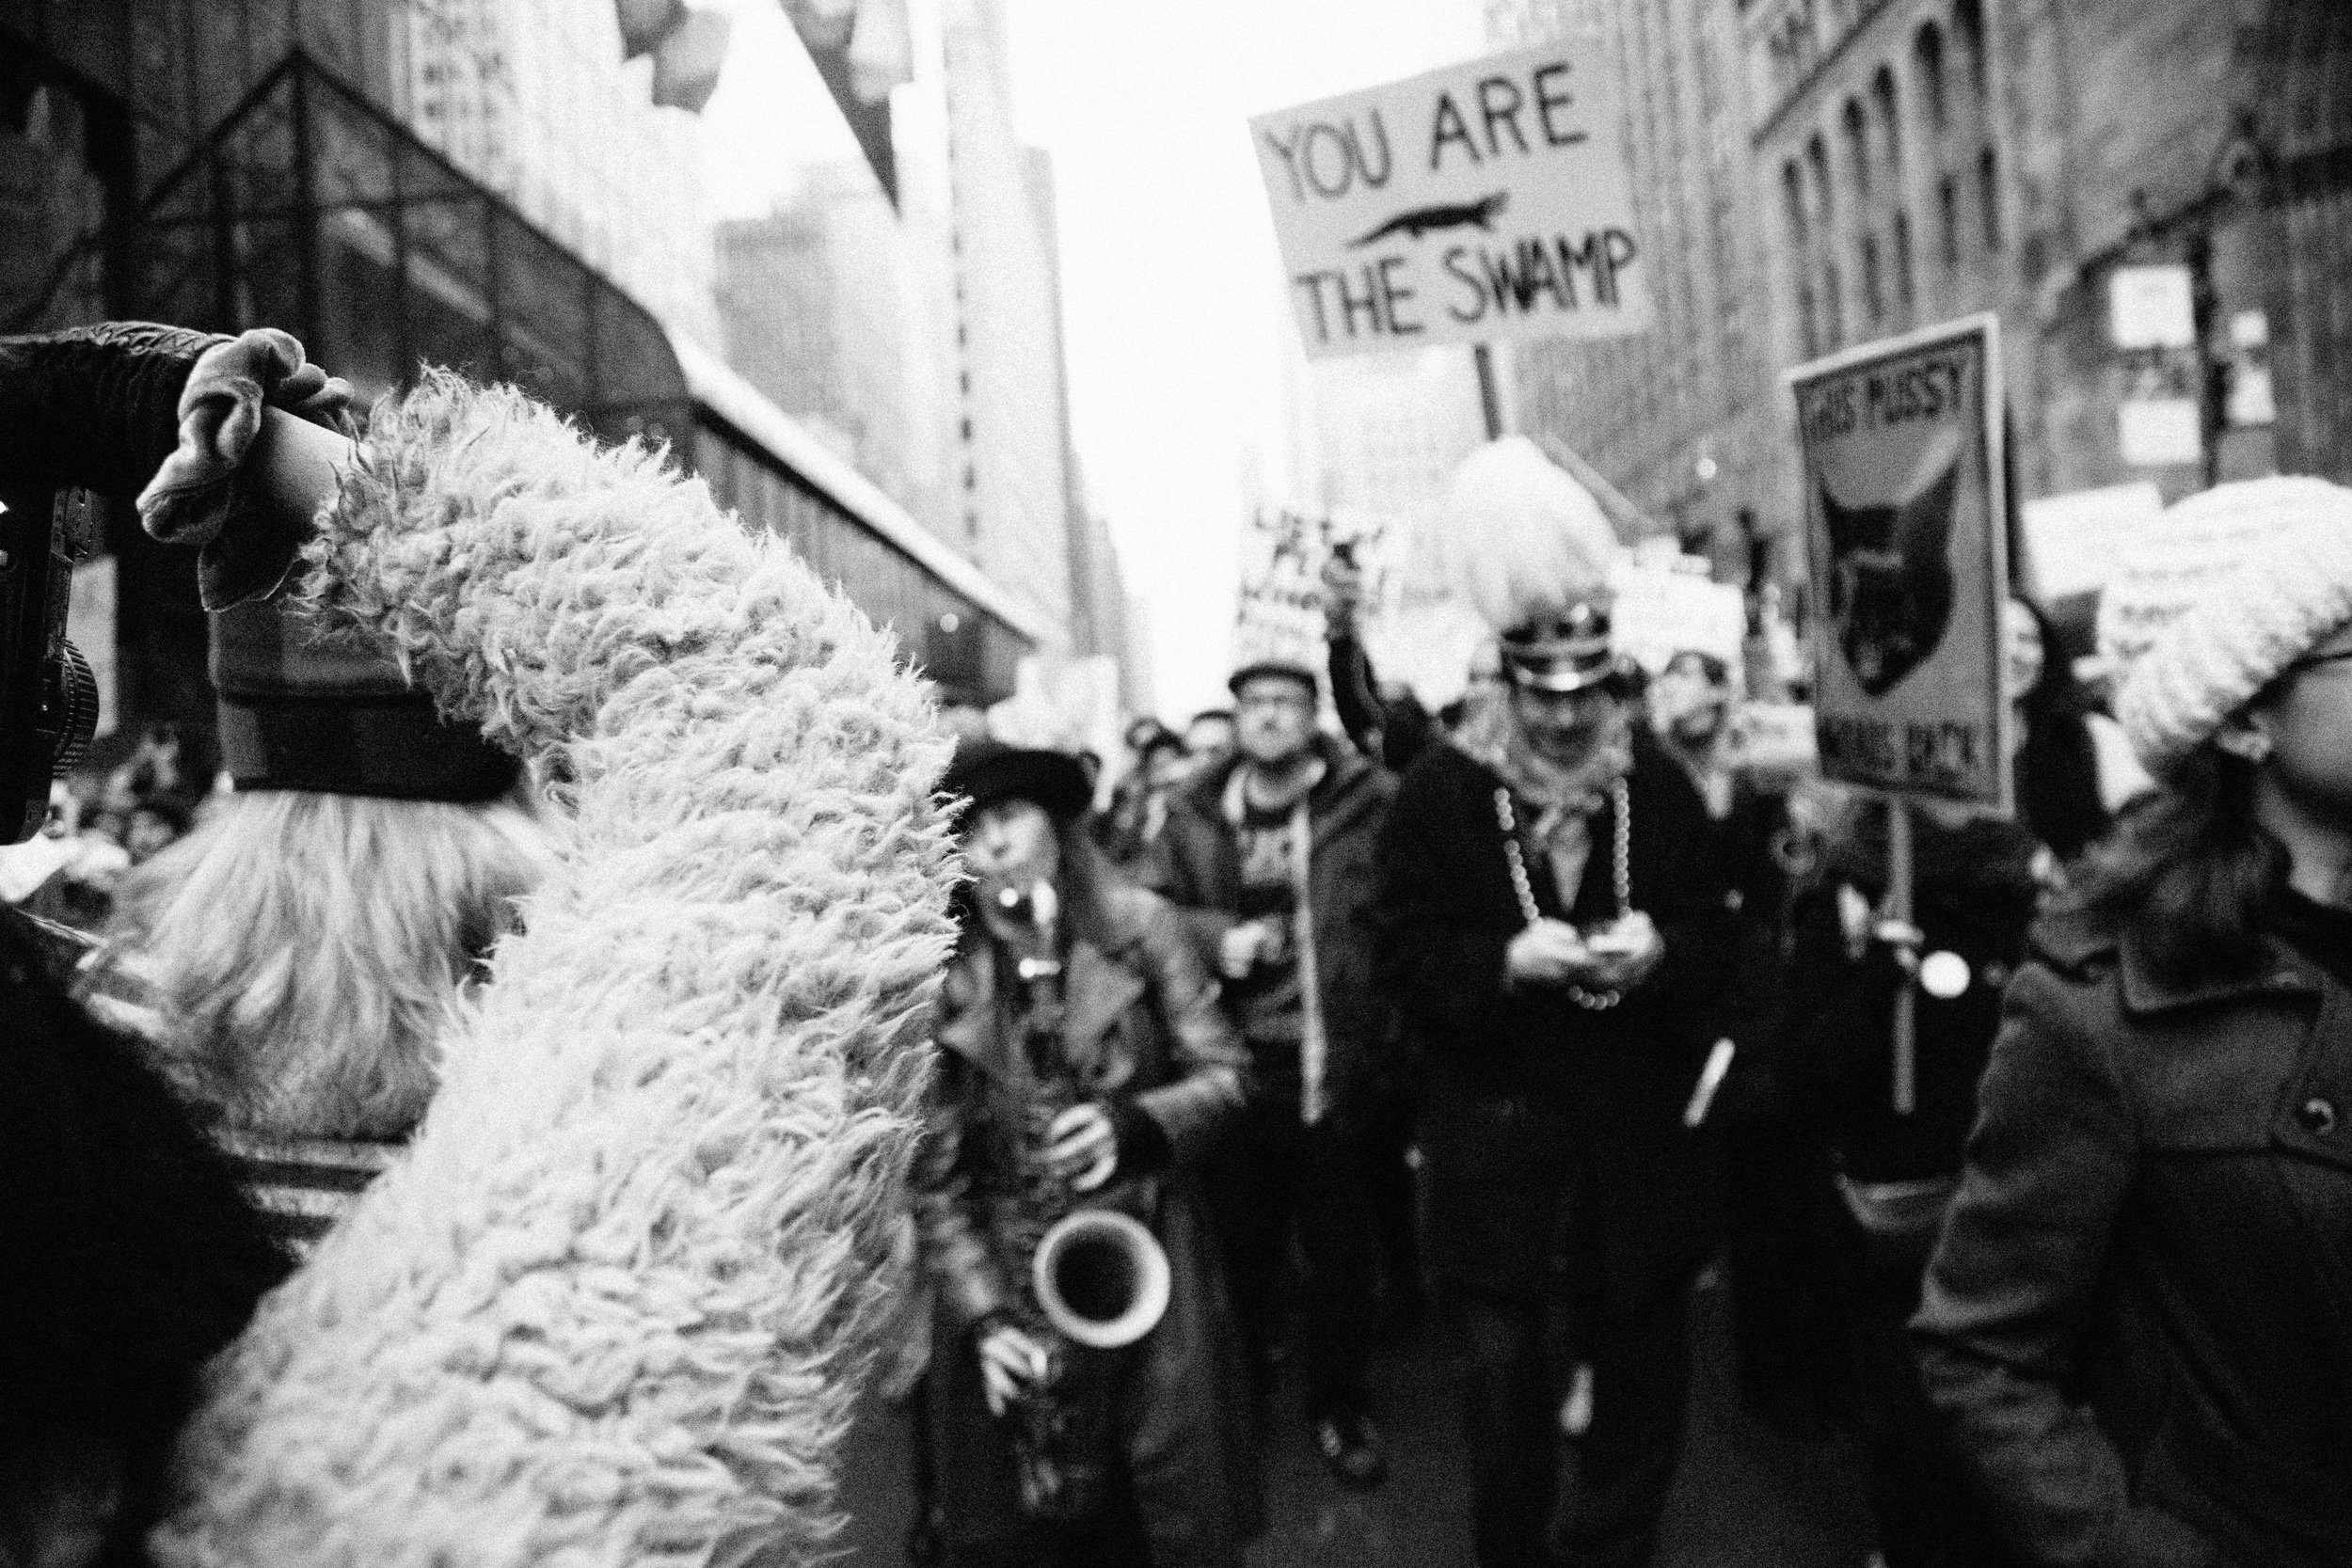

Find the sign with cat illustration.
[{"left": 1789, "top": 315, "right": 2010, "bottom": 813}]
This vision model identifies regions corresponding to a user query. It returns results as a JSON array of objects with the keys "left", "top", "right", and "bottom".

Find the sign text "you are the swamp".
[{"left": 1251, "top": 43, "right": 1653, "bottom": 360}]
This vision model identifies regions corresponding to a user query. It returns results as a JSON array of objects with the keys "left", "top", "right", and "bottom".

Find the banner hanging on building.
[
  {"left": 1250, "top": 42, "right": 1651, "bottom": 360},
  {"left": 1788, "top": 314, "right": 2011, "bottom": 813}
]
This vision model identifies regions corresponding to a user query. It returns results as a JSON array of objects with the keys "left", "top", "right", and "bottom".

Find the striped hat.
[{"left": 212, "top": 600, "right": 519, "bottom": 800}]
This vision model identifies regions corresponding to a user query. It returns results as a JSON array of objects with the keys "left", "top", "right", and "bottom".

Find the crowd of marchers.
[
  {"left": 2, "top": 324, "right": 2347, "bottom": 1568},
  {"left": 900, "top": 439, "right": 2352, "bottom": 1568}
]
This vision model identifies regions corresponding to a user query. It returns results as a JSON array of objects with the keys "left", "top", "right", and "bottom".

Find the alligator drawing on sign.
[
  {"left": 1819, "top": 455, "right": 1963, "bottom": 696},
  {"left": 1347, "top": 192, "right": 1509, "bottom": 248}
]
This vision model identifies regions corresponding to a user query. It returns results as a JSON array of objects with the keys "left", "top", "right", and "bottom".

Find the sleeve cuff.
[{"left": 1106, "top": 1096, "right": 1173, "bottom": 1177}]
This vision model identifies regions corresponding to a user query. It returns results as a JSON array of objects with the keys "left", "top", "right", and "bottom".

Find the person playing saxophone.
[{"left": 913, "top": 738, "right": 1261, "bottom": 1568}]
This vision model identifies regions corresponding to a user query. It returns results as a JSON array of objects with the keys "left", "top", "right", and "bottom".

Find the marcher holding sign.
[
  {"left": 1251, "top": 43, "right": 1652, "bottom": 359},
  {"left": 1772, "top": 318, "right": 2120, "bottom": 1568}
]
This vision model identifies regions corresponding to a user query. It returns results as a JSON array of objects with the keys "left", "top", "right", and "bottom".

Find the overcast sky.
[{"left": 699, "top": 0, "right": 1487, "bottom": 720}]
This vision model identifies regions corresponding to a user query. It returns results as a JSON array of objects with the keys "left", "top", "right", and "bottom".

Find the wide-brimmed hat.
[{"left": 941, "top": 737, "right": 1092, "bottom": 823}]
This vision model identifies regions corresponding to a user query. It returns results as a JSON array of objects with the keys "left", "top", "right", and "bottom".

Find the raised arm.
[{"left": 152, "top": 371, "right": 961, "bottom": 1568}]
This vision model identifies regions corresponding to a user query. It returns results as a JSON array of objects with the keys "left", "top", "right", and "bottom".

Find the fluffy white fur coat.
[{"left": 150, "top": 373, "right": 959, "bottom": 1568}]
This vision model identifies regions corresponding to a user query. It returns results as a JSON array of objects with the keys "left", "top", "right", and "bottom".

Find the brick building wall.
[{"left": 1487, "top": 0, "right": 1788, "bottom": 581}]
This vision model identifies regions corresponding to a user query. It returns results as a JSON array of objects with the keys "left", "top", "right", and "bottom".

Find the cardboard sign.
[
  {"left": 2020, "top": 481, "right": 2162, "bottom": 602},
  {"left": 1251, "top": 42, "right": 1651, "bottom": 359},
  {"left": 1609, "top": 559, "right": 1747, "bottom": 678},
  {"left": 1788, "top": 315, "right": 2011, "bottom": 813}
]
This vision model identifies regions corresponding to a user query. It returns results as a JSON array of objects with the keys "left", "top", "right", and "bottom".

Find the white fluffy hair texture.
[
  {"left": 109, "top": 786, "right": 554, "bottom": 1139},
  {"left": 151, "top": 371, "right": 960, "bottom": 1568},
  {"left": 1439, "top": 436, "right": 1619, "bottom": 634}
]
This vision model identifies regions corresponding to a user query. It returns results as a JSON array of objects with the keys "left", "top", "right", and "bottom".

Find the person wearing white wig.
[
  {"left": 1914, "top": 475, "right": 2352, "bottom": 1568},
  {"left": 2, "top": 323, "right": 961, "bottom": 1568},
  {"left": 1375, "top": 437, "right": 1738, "bottom": 1568}
]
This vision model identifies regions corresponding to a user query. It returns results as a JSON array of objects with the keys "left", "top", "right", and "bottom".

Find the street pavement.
[{"left": 832, "top": 1276, "right": 1878, "bottom": 1567}]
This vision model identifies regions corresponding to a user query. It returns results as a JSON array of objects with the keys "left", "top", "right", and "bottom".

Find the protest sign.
[
  {"left": 2019, "top": 481, "right": 2161, "bottom": 602},
  {"left": 1608, "top": 557, "right": 1747, "bottom": 679},
  {"left": 1789, "top": 314, "right": 2010, "bottom": 814},
  {"left": 1251, "top": 42, "right": 1651, "bottom": 359}
]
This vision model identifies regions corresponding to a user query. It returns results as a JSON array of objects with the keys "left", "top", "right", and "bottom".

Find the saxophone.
[{"left": 989, "top": 879, "right": 1171, "bottom": 1522}]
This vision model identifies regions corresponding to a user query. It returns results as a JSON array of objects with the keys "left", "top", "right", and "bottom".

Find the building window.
[
  {"left": 1955, "top": 0, "right": 1988, "bottom": 103},
  {"left": 1872, "top": 66, "right": 1902, "bottom": 174},
  {"left": 1843, "top": 98, "right": 1871, "bottom": 202},
  {"left": 1939, "top": 175, "right": 1960, "bottom": 271},
  {"left": 1978, "top": 148, "right": 2001, "bottom": 250},
  {"left": 1915, "top": 23, "right": 1947, "bottom": 135},
  {"left": 1822, "top": 261, "right": 1844, "bottom": 349},
  {"left": 1861, "top": 231, "right": 1884, "bottom": 324},
  {"left": 1807, "top": 133, "right": 1834, "bottom": 225},
  {"left": 1893, "top": 210, "right": 1915, "bottom": 311},
  {"left": 1782, "top": 159, "right": 1809, "bottom": 250}
]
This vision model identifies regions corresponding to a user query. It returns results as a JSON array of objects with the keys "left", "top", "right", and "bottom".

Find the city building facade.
[
  {"left": 715, "top": 164, "right": 957, "bottom": 539},
  {"left": 3, "top": 0, "right": 1043, "bottom": 740},
  {"left": 938, "top": 0, "right": 1076, "bottom": 636},
  {"left": 1486, "top": 0, "right": 1787, "bottom": 582},
  {"left": 1741, "top": 0, "right": 2352, "bottom": 510}
]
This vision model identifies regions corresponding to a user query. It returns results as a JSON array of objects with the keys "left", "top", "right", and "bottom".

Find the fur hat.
[
  {"left": 2107, "top": 476, "right": 2352, "bottom": 775},
  {"left": 942, "top": 737, "right": 1092, "bottom": 823},
  {"left": 1439, "top": 436, "right": 1622, "bottom": 691}
]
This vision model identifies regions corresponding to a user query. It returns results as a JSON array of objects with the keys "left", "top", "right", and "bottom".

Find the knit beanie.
[{"left": 2104, "top": 476, "right": 2352, "bottom": 776}]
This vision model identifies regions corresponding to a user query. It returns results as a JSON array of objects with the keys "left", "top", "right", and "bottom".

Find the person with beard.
[
  {"left": 1376, "top": 438, "right": 1737, "bottom": 1568},
  {"left": 1152, "top": 655, "right": 1398, "bottom": 1485}
]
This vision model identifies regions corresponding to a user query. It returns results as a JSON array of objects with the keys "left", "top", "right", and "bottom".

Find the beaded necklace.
[{"left": 1494, "top": 776, "right": 1632, "bottom": 1010}]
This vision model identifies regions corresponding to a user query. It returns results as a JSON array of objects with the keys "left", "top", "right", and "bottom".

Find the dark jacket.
[
  {"left": 1780, "top": 809, "right": 2043, "bottom": 1186},
  {"left": 1152, "top": 736, "right": 1398, "bottom": 1127},
  {"left": 912, "top": 881, "right": 1257, "bottom": 1566},
  {"left": 1913, "top": 911, "right": 2352, "bottom": 1568},
  {"left": 1375, "top": 732, "right": 1738, "bottom": 1301},
  {"left": 1, "top": 909, "right": 290, "bottom": 1568}
]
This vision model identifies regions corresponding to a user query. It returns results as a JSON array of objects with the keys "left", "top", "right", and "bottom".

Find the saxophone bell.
[{"left": 1031, "top": 1208, "right": 1171, "bottom": 1350}]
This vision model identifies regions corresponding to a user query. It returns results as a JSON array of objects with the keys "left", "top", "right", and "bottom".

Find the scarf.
[{"left": 1450, "top": 684, "right": 1633, "bottom": 859}]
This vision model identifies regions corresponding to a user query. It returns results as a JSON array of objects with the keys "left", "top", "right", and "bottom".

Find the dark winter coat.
[
  {"left": 1913, "top": 910, "right": 2352, "bottom": 1568},
  {"left": 912, "top": 881, "right": 1259, "bottom": 1566},
  {"left": 1375, "top": 732, "right": 1738, "bottom": 1303},
  {"left": 1, "top": 909, "right": 289, "bottom": 1568},
  {"left": 1152, "top": 736, "right": 1399, "bottom": 1129}
]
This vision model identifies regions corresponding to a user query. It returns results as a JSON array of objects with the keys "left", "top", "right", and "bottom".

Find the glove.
[
  {"left": 0, "top": 323, "right": 349, "bottom": 606},
  {"left": 136, "top": 328, "right": 354, "bottom": 608}
]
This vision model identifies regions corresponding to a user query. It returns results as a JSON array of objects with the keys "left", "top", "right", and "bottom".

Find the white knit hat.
[{"left": 2107, "top": 476, "right": 2352, "bottom": 775}]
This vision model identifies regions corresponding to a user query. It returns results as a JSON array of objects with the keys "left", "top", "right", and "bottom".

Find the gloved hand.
[
  {"left": 0, "top": 322, "right": 349, "bottom": 607},
  {"left": 135, "top": 327, "right": 354, "bottom": 609}
]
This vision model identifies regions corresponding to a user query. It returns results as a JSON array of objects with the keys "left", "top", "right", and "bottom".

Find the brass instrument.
[{"left": 989, "top": 879, "right": 1171, "bottom": 1521}]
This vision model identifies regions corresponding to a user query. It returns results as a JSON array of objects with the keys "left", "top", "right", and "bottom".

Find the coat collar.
[
  {"left": 935, "top": 894, "right": 1150, "bottom": 1074},
  {"left": 2031, "top": 908, "right": 2325, "bottom": 1017},
  {"left": 1183, "top": 735, "right": 1376, "bottom": 825},
  {"left": 2034, "top": 910, "right": 2352, "bottom": 1172},
  {"left": 2116, "top": 933, "right": 2324, "bottom": 1017}
]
